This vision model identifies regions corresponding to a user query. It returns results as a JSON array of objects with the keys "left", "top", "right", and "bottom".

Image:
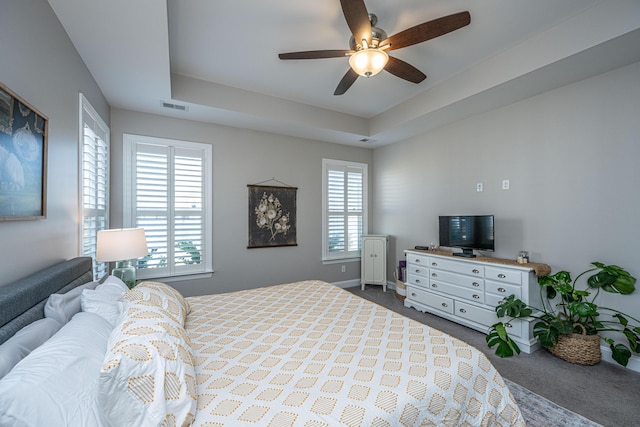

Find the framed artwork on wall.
[
  {"left": 0, "top": 82, "right": 48, "bottom": 220},
  {"left": 247, "top": 184, "right": 297, "bottom": 248}
]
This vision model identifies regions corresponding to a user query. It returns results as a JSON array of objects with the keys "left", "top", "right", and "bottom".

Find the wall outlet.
[
  {"left": 476, "top": 182, "right": 483, "bottom": 192},
  {"left": 502, "top": 179, "right": 510, "bottom": 190},
  {"left": 341, "top": 265, "right": 346, "bottom": 273}
]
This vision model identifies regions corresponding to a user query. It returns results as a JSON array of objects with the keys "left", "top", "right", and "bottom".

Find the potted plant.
[{"left": 486, "top": 262, "right": 639, "bottom": 366}]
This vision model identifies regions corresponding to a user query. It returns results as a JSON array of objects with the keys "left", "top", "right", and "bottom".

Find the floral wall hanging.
[{"left": 247, "top": 183, "right": 297, "bottom": 248}]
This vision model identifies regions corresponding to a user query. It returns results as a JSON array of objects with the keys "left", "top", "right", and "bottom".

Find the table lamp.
[{"left": 96, "top": 228, "right": 148, "bottom": 288}]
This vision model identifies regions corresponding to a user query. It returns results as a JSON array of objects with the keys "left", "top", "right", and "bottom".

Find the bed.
[{"left": 0, "top": 258, "right": 525, "bottom": 427}]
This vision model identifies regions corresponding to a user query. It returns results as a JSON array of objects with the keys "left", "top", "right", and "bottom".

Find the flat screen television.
[{"left": 439, "top": 215, "right": 494, "bottom": 258}]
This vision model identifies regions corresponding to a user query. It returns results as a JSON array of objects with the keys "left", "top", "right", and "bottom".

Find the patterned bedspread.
[{"left": 186, "top": 280, "right": 525, "bottom": 426}]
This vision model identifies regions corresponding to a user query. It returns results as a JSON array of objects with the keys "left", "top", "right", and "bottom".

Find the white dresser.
[
  {"left": 361, "top": 235, "right": 388, "bottom": 291},
  {"left": 404, "top": 249, "right": 548, "bottom": 353}
]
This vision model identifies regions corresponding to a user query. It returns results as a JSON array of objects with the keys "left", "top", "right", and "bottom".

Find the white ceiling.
[{"left": 48, "top": 0, "right": 640, "bottom": 147}]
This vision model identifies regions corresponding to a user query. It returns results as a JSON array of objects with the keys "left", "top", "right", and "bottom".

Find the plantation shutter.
[
  {"left": 125, "top": 135, "right": 212, "bottom": 279},
  {"left": 80, "top": 94, "right": 109, "bottom": 279},
  {"left": 323, "top": 159, "right": 367, "bottom": 261}
]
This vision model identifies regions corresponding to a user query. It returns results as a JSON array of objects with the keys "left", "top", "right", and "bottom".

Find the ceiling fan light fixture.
[{"left": 348, "top": 48, "right": 388, "bottom": 78}]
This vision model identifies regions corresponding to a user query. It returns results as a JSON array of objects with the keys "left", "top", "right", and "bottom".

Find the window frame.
[
  {"left": 322, "top": 158, "right": 368, "bottom": 263},
  {"left": 122, "top": 133, "right": 213, "bottom": 280},
  {"left": 78, "top": 93, "right": 110, "bottom": 279}
]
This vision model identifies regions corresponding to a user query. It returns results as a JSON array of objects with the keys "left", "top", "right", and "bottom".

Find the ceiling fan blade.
[
  {"left": 278, "top": 50, "right": 353, "bottom": 60},
  {"left": 340, "top": 0, "right": 372, "bottom": 46},
  {"left": 384, "top": 56, "right": 426, "bottom": 83},
  {"left": 382, "top": 11, "right": 470, "bottom": 52},
  {"left": 334, "top": 68, "right": 359, "bottom": 95}
]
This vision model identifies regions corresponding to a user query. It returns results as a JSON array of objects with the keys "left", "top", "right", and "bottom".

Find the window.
[
  {"left": 79, "top": 94, "right": 110, "bottom": 279},
  {"left": 322, "top": 159, "right": 368, "bottom": 261},
  {"left": 123, "top": 134, "right": 212, "bottom": 279}
]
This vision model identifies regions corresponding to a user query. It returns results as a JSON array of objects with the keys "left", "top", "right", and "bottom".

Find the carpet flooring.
[{"left": 346, "top": 286, "right": 639, "bottom": 427}]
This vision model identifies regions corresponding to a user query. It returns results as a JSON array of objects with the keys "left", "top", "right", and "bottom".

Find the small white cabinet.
[
  {"left": 404, "top": 250, "right": 546, "bottom": 353},
  {"left": 361, "top": 235, "right": 388, "bottom": 291}
]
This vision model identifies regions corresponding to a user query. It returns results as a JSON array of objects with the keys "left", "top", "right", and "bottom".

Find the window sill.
[
  {"left": 322, "top": 257, "right": 360, "bottom": 265},
  {"left": 138, "top": 270, "right": 214, "bottom": 283}
]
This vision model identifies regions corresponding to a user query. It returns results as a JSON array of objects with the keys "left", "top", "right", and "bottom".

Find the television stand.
[{"left": 453, "top": 248, "right": 476, "bottom": 258}]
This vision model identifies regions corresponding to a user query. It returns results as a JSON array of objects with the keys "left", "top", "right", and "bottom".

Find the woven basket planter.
[
  {"left": 394, "top": 279, "right": 406, "bottom": 300},
  {"left": 548, "top": 324, "right": 601, "bottom": 366}
]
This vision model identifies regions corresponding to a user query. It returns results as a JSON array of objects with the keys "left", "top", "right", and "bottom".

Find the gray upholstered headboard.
[{"left": 0, "top": 257, "right": 93, "bottom": 344}]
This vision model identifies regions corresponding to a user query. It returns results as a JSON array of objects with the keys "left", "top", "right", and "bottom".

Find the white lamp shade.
[
  {"left": 348, "top": 48, "right": 389, "bottom": 77},
  {"left": 96, "top": 228, "right": 148, "bottom": 262}
]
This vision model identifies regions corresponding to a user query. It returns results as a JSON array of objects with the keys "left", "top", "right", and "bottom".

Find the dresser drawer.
[
  {"left": 407, "top": 272, "right": 429, "bottom": 288},
  {"left": 429, "top": 280, "right": 483, "bottom": 304},
  {"left": 406, "top": 252, "right": 430, "bottom": 267},
  {"left": 406, "top": 263, "right": 429, "bottom": 278},
  {"left": 486, "top": 280, "right": 522, "bottom": 299},
  {"left": 428, "top": 257, "right": 484, "bottom": 277},
  {"left": 485, "top": 293, "right": 510, "bottom": 307},
  {"left": 455, "top": 301, "right": 524, "bottom": 337},
  {"left": 485, "top": 266, "right": 523, "bottom": 285},
  {"left": 407, "top": 286, "right": 454, "bottom": 314},
  {"left": 429, "top": 269, "right": 484, "bottom": 291}
]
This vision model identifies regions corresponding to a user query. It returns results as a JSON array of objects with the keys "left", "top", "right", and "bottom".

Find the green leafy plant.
[
  {"left": 486, "top": 262, "right": 639, "bottom": 366},
  {"left": 137, "top": 240, "right": 201, "bottom": 268},
  {"left": 176, "top": 240, "right": 201, "bottom": 265}
]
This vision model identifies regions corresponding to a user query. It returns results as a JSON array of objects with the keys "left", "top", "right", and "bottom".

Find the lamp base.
[{"left": 112, "top": 260, "right": 136, "bottom": 289}]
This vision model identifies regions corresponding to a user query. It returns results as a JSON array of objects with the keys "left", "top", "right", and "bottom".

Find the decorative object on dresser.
[
  {"left": 96, "top": 228, "right": 149, "bottom": 288},
  {"left": 487, "top": 262, "right": 638, "bottom": 367},
  {"left": 404, "top": 249, "right": 551, "bottom": 353},
  {"left": 361, "top": 235, "right": 388, "bottom": 291}
]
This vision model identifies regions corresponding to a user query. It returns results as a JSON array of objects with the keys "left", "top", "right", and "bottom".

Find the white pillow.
[
  {"left": 99, "top": 299, "right": 197, "bottom": 426},
  {"left": 0, "top": 312, "right": 112, "bottom": 427},
  {"left": 80, "top": 276, "right": 128, "bottom": 326},
  {"left": 0, "top": 317, "right": 61, "bottom": 379},
  {"left": 44, "top": 280, "right": 99, "bottom": 325}
]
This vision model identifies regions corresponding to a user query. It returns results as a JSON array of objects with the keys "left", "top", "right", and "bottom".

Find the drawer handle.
[
  {"left": 473, "top": 294, "right": 480, "bottom": 299},
  {"left": 441, "top": 303, "right": 448, "bottom": 308},
  {"left": 459, "top": 308, "right": 467, "bottom": 314},
  {"left": 431, "top": 283, "right": 438, "bottom": 288},
  {"left": 415, "top": 269, "right": 421, "bottom": 274},
  {"left": 498, "top": 287, "right": 506, "bottom": 293},
  {"left": 431, "top": 262, "right": 438, "bottom": 267},
  {"left": 472, "top": 282, "right": 480, "bottom": 287},
  {"left": 431, "top": 273, "right": 437, "bottom": 277},
  {"left": 472, "top": 269, "right": 480, "bottom": 274},
  {"left": 415, "top": 259, "right": 421, "bottom": 263},
  {"left": 411, "top": 293, "right": 417, "bottom": 297},
  {"left": 415, "top": 279, "right": 422, "bottom": 284},
  {"left": 498, "top": 274, "right": 506, "bottom": 279},
  {"left": 506, "top": 323, "right": 513, "bottom": 328}
]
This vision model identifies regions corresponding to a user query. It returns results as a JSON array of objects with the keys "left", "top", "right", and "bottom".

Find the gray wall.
[
  {"left": 373, "top": 60, "right": 640, "bottom": 319},
  {"left": 110, "top": 109, "right": 373, "bottom": 296},
  {"left": 0, "top": 0, "right": 109, "bottom": 287}
]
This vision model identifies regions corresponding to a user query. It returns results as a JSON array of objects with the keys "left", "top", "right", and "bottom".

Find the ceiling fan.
[{"left": 278, "top": 0, "right": 471, "bottom": 95}]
